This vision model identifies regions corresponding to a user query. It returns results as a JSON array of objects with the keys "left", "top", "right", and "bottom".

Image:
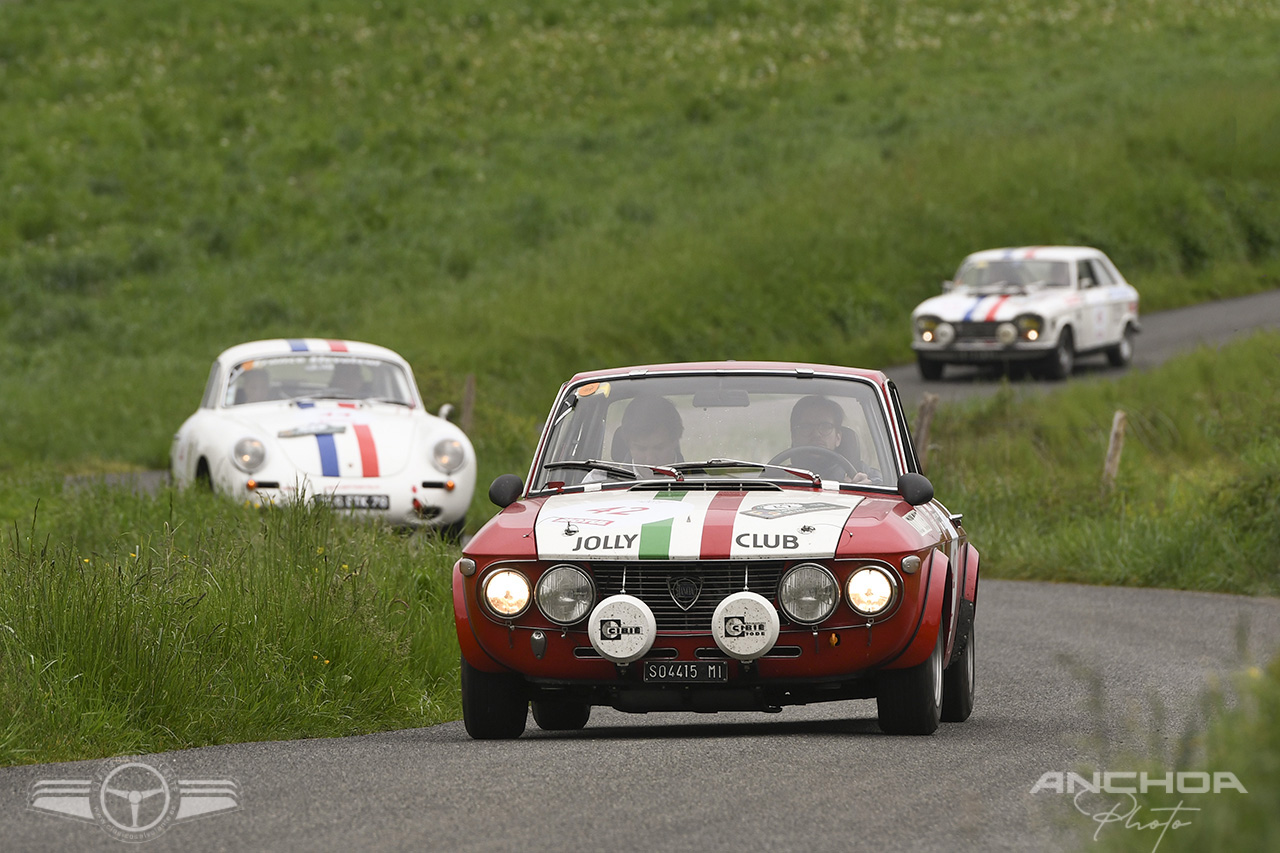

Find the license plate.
[
  {"left": 318, "top": 494, "right": 390, "bottom": 510},
  {"left": 642, "top": 661, "right": 729, "bottom": 683}
]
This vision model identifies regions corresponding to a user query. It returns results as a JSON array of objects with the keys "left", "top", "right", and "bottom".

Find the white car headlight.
[
  {"left": 483, "top": 569, "right": 531, "bottom": 618},
  {"left": 535, "top": 565, "right": 595, "bottom": 625},
  {"left": 232, "top": 437, "right": 266, "bottom": 472},
  {"left": 934, "top": 322, "right": 956, "bottom": 346},
  {"left": 778, "top": 564, "right": 839, "bottom": 625},
  {"left": 846, "top": 567, "right": 897, "bottom": 616},
  {"left": 996, "top": 322, "right": 1018, "bottom": 345},
  {"left": 433, "top": 439, "right": 466, "bottom": 474}
]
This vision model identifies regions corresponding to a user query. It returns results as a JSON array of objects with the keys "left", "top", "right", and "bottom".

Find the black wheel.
[
  {"left": 1043, "top": 327, "right": 1075, "bottom": 380},
  {"left": 876, "top": 631, "right": 943, "bottom": 735},
  {"left": 1106, "top": 325, "right": 1135, "bottom": 367},
  {"left": 532, "top": 698, "right": 591, "bottom": 731},
  {"left": 460, "top": 656, "right": 527, "bottom": 740},
  {"left": 917, "top": 356, "right": 944, "bottom": 381},
  {"left": 195, "top": 459, "right": 214, "bottom": 491},
  {"left": 767, "top": 446, "right": 860, "bottom": 480},
  {"left": 941, "top": 621, "right": 975, "bottom": 722}
]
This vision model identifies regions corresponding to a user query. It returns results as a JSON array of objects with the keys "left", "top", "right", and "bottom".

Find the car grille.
[
  {"left": 591, "top": 562, "right": 785, "bottom": 633},
  {"left": 954, "top": 321, "right": 999, "bottom": 340}
]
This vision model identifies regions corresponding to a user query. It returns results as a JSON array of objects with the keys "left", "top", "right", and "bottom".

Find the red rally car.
[{"left": 453, "top": 361, "right": 979, "bottom": 738}]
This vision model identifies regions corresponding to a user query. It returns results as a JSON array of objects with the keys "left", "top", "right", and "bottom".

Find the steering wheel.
[{"left": 767, "top": 446, "right": 861, "bottom": 480}]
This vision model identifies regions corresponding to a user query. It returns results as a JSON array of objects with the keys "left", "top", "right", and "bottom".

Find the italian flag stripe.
[
  {"left": 638, "top": 491, "right": 687, "bottom": 560},
  {"left": 700, "top": 491, "right": 748, "bottom": 559}
]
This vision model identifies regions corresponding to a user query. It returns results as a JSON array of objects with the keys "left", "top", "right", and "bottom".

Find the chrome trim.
[
  {"left": 479, "top": 567, "right": 532, "bottom": 619},
  {"left": 776, "top": 563, "right": 840, "bottom": 626},
  {"left": 844, "top": 565, "right": 902, "bottom": 618},
  {"left": 534, "top": 564, "right": 596, "bottom": 626}
]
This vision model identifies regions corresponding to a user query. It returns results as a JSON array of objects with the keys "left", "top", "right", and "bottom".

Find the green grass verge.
[
  {"left": 2, "top": 0, "right": 1280, "bottom": 513},
  {"left": 0, "top": 488, "right": 461, "bottom": 766},
  {"left": 928, "top": 332, "right": 1280, "bottom": 595}
]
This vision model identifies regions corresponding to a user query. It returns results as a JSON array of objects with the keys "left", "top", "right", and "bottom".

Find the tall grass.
[
  {"left": 925, "top": 332, "right": 1280, "bottom": 595},
  {"left": 1, "top": 0, "right": 1279, "bottom": 503},
  {"left": 0, "top": 488, "right": 461, "bottom": 765}
]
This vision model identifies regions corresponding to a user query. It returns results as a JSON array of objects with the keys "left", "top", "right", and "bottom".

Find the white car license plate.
[
  {"left": 642, "top": 661, "right": 729, "bottom": 683},
  {"left": 319, "top": 494, "right": 390, "bottom": 510}
]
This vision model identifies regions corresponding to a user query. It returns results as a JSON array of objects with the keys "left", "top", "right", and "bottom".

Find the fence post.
[
  {"left": 461, "top": 373, "right": 476, "bottom": 433},
  {"left": 915, "top": 393, "right": 940, "bottom": 474},
  {"left": 1103, "top": 410, "right": 1126, "bottom": 491}
]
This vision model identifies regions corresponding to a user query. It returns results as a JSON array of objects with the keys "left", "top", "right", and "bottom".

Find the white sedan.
[
  {"left": 911, "top": 246, "right": 1140, "bottom": 380},
  {"left": 171, "top": 339, "right": 476, "bottom": 534}
]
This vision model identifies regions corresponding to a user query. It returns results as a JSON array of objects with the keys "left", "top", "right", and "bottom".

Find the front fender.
[
  {"left": 453, "top": 562, "right": 514, "bottom": 674},
  {"left": 882, "top": 548, "right": 948, "bottom": 670}
]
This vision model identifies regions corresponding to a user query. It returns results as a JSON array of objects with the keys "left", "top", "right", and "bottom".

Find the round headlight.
[
  {"left": 996, "top": 322, "right": 1018, "bottom": 345},
  {"left": 846, "top": 567, "right": 897, "bottom": 616},
  {"left": 778, "top": 564, "right": 839, "bottom": 625},
  {"left": 232, "top": 437, "right": 266, "bottom": 472},
  {"left": 535, "top": 565, "right": 596, "bottom": 625},
  {"left": 483, "top": 569, "right": 530, "bottom": 618},
  {"left": 934, "top": 322, "right": 956, "bottom": 346},
  {"left": 433, "top": 439, "right": 466, "bottom": 474}
]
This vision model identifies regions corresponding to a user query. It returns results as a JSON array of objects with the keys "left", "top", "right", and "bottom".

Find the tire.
[
  {"left": 461, "top": 656, "right": 527, "bottom": 740},
  {"left": 1043, "top": 327, "right": 1075, "bottom": 380},
  {"left": 1106, "top": 325, "right": 1135, "bottom": 367},
  {"left": 941, "top": 621, "right": 975, "bottom": 723},
  {"left": 195, "top": 459, "right": 214, "bottom": 491},
  {"left": 917, "top": 356, "right": 944, "bottom": 381},
  {"left": 876, "top": 631, "right": 943, "bottom": 735},
  {"left": 532, "top": 698, "right": 591, "bottom": 731}
]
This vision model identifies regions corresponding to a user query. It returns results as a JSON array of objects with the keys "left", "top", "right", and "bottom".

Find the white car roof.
[
  {"left": 213, "top": 338, "right": 411, "bottom": 367},
  {"left": 960, "top": 246, "right": 1107, "bottom": 264}
]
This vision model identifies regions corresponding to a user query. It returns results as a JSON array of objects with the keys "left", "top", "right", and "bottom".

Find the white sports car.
[
  {"left": 911, "top": 246, "right": 1140, "bottom": 380},
  {"left": 171, "top": 338, "right": 476, "bottom": 534}
]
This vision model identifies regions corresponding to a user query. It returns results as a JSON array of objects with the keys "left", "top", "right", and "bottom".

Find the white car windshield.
[
  {"left": 955, "top": 259, "right": 1070, "bottom": 290},
  {"left": 532, "top": 373, "right": 899, "bottom": 492},
  {"left": 223, "top": 355, "right": 415, "bottom": 407}
]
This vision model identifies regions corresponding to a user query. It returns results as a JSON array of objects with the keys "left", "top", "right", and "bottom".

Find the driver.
[
  {"left": 787, "top": 395, "right": 869, "bottom": 483},
  {"left": 618, "top": 394, "right": 683, "bottom": 465}
]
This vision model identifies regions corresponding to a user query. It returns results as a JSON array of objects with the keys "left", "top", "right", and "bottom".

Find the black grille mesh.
[{"left": 592, "top": 562, "right": 785, "bottom": 633}]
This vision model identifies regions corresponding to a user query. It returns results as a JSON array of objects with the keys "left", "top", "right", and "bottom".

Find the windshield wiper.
[
  {"left": 544, "top": 460, "right": 683, "bottom": 481},
  {"left": 672, "top": 459, "right": 821, "bottom": 486},
  {"left": 368, "top": 397, "right": 412, "bottom": 407}
]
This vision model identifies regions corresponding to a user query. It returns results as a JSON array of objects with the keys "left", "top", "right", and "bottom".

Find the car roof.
[
  {"left": 213, "top": 338, "right": 410, "bottom": 367},
  {"left": 960, "top": 246, "right": 1106, "bottom": 264},
  {"left": 564, "top": 360, "right": 889, "bottom": 386}
]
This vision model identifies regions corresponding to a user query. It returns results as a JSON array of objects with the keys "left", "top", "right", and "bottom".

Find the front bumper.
[{"left": 225, "top": 470, "right": 473, "bottom": 527}]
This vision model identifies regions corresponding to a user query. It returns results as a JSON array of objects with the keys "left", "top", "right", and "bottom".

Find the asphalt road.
[{"left": 2, "top": 580, "right": 1277, "bottom": 853}]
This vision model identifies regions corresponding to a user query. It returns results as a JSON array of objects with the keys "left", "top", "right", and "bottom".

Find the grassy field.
[
  {"left": 2, "top": 0, "right": 1279, "bottom": 510},
  {"left": 2, "top": 0, "right": 1280, "bottom": 770}
]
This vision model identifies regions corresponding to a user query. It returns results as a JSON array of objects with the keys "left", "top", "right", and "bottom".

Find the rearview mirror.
[
  {"left": 489, "top": 474, "right": 524, "bottom": 508},
  {"left": 897, "top": 472, "right": 934, "bottom": 506}
]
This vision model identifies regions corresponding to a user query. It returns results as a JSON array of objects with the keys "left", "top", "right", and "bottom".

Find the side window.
[
  {"left": 1077, "top": 260, "right": 1098, "bottom": 289},
  {"left": 1088, "top": 258, "right": 1115, "bottom": 286},
  {"left": 199, "top": 362, "right": 222, "bottom": 409}
]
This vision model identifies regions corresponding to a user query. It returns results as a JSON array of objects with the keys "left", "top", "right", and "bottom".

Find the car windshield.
[
  {"left": 954, "top": 259, "right": 1070, "bottom": 290},
  {"left": 223, "top": 355, "right": 416, "bottom": 407},
  {"left": 531, "top": 373, "right": 899, "bottom": 492}
]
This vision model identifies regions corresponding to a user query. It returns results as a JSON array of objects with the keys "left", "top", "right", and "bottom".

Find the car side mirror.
[
  {"left": 489, "top": 474, "right": 524, "bottom": 508},
  {"left": 437, "top": 403, "right": 456, "bottom": 422},
  {"left": 897, "top": 472, "right": 934, "bottom": 506},
  {"left": 941, "top": 280, "right": 955, "bottom": 293}
]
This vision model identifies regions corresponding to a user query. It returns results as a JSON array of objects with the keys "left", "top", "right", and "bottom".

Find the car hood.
[
  {"left": 913, "top": 286, "right": 1074, "bottom": 322},
  {"left": 533, "top": 489, "right": 864, "bottom": 561},
  {"left": 234, "top": 402, "right": 420, "bottom": 478}
]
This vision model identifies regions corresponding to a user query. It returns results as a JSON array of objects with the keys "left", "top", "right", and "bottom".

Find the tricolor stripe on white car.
[{"left": 534, "top": 490, "right": 862, "bottom": 561}]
